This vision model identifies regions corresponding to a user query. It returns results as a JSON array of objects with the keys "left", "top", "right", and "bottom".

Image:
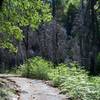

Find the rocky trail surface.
[{"left": 0, "top": 74, "right": 68, "bottom": 100}]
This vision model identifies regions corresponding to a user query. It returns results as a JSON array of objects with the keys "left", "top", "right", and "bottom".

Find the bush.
[{"left": 20, "top": 57, "right": 53, "bottom": 80}]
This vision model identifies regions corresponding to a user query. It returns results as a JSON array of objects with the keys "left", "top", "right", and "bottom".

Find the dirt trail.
[{"left": 0, "top": 74, "right": 67, "bottom": 100}]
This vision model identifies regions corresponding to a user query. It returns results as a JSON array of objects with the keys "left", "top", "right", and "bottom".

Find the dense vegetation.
[
  {"left": 13, "top": 57, "right": 100, "bottom": 100},
  {"left": 0, "top": 0, "right": 100, "bottom": 74},
  {"left": 0, "top": 0, "right": 52, "bottom": 52},
  {"left": 0, "top": 88, "right": 15, "bottom": 100},
  {"left": 0, "top": 0, "right": 100, "bottom": 100},
  {"left": 0, "top": 80, "right": 16, "bottom": 100}
]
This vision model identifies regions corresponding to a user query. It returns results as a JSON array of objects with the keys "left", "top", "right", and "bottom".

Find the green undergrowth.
[
  {"left": 49, "top": 64, "right": 100, "bottom": 100},
  {"left": 18, "top": 57, "right": 53, "bottom": 80},
  {"left": 0, "top": 80, "right": 16, "bottom": 100},
  {"left": 0, "top": 87, "right": 15, "bottom": 100},
  {"left": 15, "top": 57, "right": 100, "bottom": 100}
]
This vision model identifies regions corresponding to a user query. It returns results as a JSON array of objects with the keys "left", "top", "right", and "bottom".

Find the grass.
[{"left": 13, "top": 57, "right": 100, "bottom": 100}]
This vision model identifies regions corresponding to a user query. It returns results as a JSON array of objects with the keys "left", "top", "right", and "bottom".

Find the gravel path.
[{"left": 0, "top": 74, "right": 67, "bottom": 100}]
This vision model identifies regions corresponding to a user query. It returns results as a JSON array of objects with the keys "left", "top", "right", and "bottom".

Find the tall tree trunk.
[
  {"left": 52, "top": 0, "right": 56, "bottom": 17},
  {"left": 80, "top": 0, "right": 98, "bottom": 74},
  {"left": 89, "top": 0, "right": 97, "bottom": 74},
  {"left": 0, "top": 0, "right": 3, "bottom": 9}
]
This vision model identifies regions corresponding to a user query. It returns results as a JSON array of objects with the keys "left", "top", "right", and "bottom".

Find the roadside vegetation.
[
  {"left": 0, "top": 81, "right": 16, "bottom": 100},
  {"left": 12, "top": 57, "right": 100, "bottom": 100}
]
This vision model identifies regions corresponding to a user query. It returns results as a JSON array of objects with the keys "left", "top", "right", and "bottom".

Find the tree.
[
  {"left": 0, "top": 0, "right": 3, "bottom": 9},
  {"left": 79, "top": 0, "right": 99, "bottom": 74},
  {"left": 0, "top": 0, "right": 52, "bottom": 52}
]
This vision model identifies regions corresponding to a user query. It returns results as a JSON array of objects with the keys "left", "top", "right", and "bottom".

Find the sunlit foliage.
[{"left": 0, "top": 0, "right": 52, "bottom": 52}]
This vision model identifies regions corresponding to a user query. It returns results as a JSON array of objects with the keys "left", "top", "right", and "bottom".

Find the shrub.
[
  {"left": 0, "top": 88, "right": 15, "bottom": 100},
  {"left": 20, "top": 57, "right": 53, "bottom": 80}
]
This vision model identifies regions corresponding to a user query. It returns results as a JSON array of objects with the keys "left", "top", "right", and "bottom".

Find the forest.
[{"left": 0, "top": 0, "right": 100, "bottom": 100}]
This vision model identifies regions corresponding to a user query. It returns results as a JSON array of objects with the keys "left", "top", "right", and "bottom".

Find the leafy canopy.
[
  {"left": 56, "top": 0, "right": 80, "bottom": 13},
  {"left": 0, "top": 0, "right": 52, "bottom": 52}
]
